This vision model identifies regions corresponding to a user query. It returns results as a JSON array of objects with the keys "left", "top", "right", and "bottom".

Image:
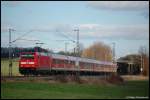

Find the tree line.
[
  {"left": 1, "top": 42, "right": 113, "bottom": 62},
  {"left": 1, "top": 47, "right": 51, "bottom": 58}
]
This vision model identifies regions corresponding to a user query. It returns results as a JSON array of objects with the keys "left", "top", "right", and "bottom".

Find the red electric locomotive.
[
  {"left": 19, "top": 52, "right": 52, "bottom": 75},
  {"left": 19, "top": 51, "right": 117, "bottom": 75}
]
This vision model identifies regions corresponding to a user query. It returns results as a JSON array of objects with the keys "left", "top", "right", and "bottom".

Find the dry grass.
[
  {"left": 121, "top": 75, "right": 149, "bottom": 81},
  {"left": 1, "top": 74, "right": 125, "bottom": 86},
  {"left": 52, "top": 74, "right": 125, "bottom": 85}
]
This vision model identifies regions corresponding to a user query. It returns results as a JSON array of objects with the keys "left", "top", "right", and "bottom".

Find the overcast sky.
[{"left": 1, "top": 1, "right": 149, "bottom": 59}]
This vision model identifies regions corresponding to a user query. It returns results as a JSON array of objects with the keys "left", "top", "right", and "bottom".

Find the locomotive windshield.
[{"left": 21, "top": 54, "right": 34, "bottom": 59}]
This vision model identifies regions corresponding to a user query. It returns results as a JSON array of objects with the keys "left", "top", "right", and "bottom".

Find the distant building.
[{"left": 116, "top": 54, "right": 141, "bottom": 75}]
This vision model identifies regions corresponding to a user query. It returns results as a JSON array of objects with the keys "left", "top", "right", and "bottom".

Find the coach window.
[
  {"left": 70, "top": 61, "right": 72, "bottom": 64},
  {"left": 66, "top": 60, "right": 68, "bottom": 64},
  {"left": 62, "top": 60, "right": 67, "bottom": 64},
  {"left": 92, "top": 63, "right": 94, "bottom": 67},
  {"left": 90, "top": 63, "right": 92, "bottom": 67},
  {"left": 72, "top": 61, "right": 75, "bottom": 66},
  {"left": 56, "top": 59, "right": 58, "bottom": 64},
  {"left": 86, "top": 63, "right": 89, "bottom": 67},
  {"left": 68, "top": 60, "right": 70, "bottom": 64},
  {"left": 79, "top": 62, "right": 81, "bottom": 66},
  {"left": 84, "top": 62, "right": 87, "bottom": 67},
  {"left": 53, "top": 59, "right": 55, "bottom": 64},
  {"left": 82, "top": 62, "right": 84, "bottom": 67},
  {"left": 62, "top": 60, "right": 64, "bottom": 64},
  {"left": 56, "top": 59, "right": 59, "bottom": 64},
  {"left": 94, "top": 64, "right": 96, "bottom": 67},
  {"left": 54, "top": 59, "right": 56, "bottom": 64},
  {"left": 86, "top": 63, "right": 88, "bottom": 67},
  {"left": 91, "top": 63, "right": 93, "bottom": 67},
  {"left": 82, "top": 62, "right": 84, "bottom": 66},
  {"left": 61, "top": 60, "right": 63, "bottom": 64},
  {"left": 87, "top": 63, "right": 89, "bottom": 67},
  {"left": 63, "top": 60, "right": 65, "bottom": 64},
  {"left": 89, "top": 63, "right": 91, "bottom": 67},
  {"left": 58, "top": 59, "right": 60, "bottom": 64},
  {"left": 55, "top": 59, "right": 57, "bottom": 64},
  {"left": 100, "top": 64, "right": 101, "bottom": 67},
  {"left": 60, "top": 59, "right": 63, "bottom": 64},
  {"left": 72, "top": 61, "right": 74, "bottom": 67}
]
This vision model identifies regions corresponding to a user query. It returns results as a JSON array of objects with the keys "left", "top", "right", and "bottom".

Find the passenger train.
[{"left": 19, "top": 51, "right": 118, "bottom": 75}]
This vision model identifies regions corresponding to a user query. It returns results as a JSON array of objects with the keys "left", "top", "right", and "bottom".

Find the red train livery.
[{"left": 19, "top": 52, "right": 118, "bottom": 75}]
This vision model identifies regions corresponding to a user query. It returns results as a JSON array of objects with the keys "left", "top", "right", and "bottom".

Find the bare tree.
[
  {"left": 138, "top": 46, "right": 149, "bottom": 76},
  {"left": 82, "top": 42, "right": 112, "bottom": 61}
]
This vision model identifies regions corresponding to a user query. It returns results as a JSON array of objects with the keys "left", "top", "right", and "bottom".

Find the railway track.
[
  {"left": 1, "top": 75, "right": 84, "bottom": 81},
  {"left": 1, "top": 75, "right": 109, "bottom": 79},
  {"left": 1, "top": 75, "right": 55, "bottom": 81},
  {"left": 1, "top": 75, "right": 111, "bottom": 83}
]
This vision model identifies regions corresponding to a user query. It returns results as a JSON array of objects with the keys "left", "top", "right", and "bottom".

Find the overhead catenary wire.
[
  {"left": 55, "top": 29, "right": 76, "bottom": 43},
  {"left": 11, "top": 30, "right": 34, "bottom": 43}
]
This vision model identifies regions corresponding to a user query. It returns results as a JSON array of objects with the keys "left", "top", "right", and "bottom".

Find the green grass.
[
  {"left": 1, "top": 59, "right": 21, "bottom": 76},
  {"left": 1, "top": 80, "right": 149, "bottom": 99}
]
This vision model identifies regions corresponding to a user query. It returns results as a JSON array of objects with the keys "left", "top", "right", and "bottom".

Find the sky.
[{"left": 1, "top": 1, "right": 149, "bottom": 59}]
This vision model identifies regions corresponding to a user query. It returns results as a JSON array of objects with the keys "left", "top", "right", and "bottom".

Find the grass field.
[
  {"left": 1, "top": 59, "right": 21, "bottom": 76},
  {"left": 1, "top": 80, "right": 149, "bottom": 99}
]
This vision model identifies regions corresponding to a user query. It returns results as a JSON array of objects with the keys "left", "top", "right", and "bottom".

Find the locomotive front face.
[{"left": 19, "top": 52, "right": 36, "bottom": 68}]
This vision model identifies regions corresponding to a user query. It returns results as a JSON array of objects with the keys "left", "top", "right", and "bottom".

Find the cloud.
[
  {"left": 87, "top": 1, "right": 149, "bottom": 11},
  {"left": 1, "top": 23, "right": 149, "bottom": 48},
  {"left": 77, "top": 24, "right": 149, "bottom": 40},
  {"left": 17, "top": 24, "right": 150, "bottom": 40},
  {"left": 141, "top": 11, "right": 149, "bottom": 19},
  {"left": 87, "top": 1, "right": 149, "bottom": 19},
  {"left": 1, "top": 1, "right": 22, "bottom": 7},
  {"left": 1, "top": 26, "right": 8, "bottom": 33},
  {"left": 29, "top": 23, "right": 148, "bottom": 40},
  {"left": 78, "top": 24, "right": 100, "bottom": 31}
]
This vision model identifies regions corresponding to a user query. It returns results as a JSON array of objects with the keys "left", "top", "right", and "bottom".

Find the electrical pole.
[
  {"left": 74, "top": 28, "right": 80, "bottom": 77},
  {"left": 140, "top": 46, "right": 146, "bottom": 75},
  {"left": 8, "top": 28, "right": 15, "bottom": 77},
  {"left": 65, "top": 42, "right": 69, "bottom": 55},
  {"left": 112, "top": 42, "right": 115, "bottom": 63},
  {"left": 74, "top": 28, "right": 79, "bottom": 56},
  {"left": 92, "top": 47, "right": 96, "bottom": 60},
  {"left": 64, "top": 42, "right": 69, "bottom": 76},
  {"left": 8, "top": 29, "right": 36, "bottom": 77},
  {"left": 141, "top": 54, "right": 143, "bottom": 75}
]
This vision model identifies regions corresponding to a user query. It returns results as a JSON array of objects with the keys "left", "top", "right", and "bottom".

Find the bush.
[
  {"left": 54, "top": 75, "right": 67, "bottom": 83},
  {"left": 107, "top": 74, "right": 124, "bottom": 85}
]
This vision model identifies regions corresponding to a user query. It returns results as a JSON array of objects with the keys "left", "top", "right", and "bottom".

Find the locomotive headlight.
[
  {"left": 28, "top": 62, "right": 34, "bottom": 64},
  {"left": 21, "top": 62, "right": 26, "bottom": 64}
]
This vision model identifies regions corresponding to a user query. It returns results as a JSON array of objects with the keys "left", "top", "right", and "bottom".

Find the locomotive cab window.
[{"left": 21, "top": 54, "right": 34, "bottom": 59}]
